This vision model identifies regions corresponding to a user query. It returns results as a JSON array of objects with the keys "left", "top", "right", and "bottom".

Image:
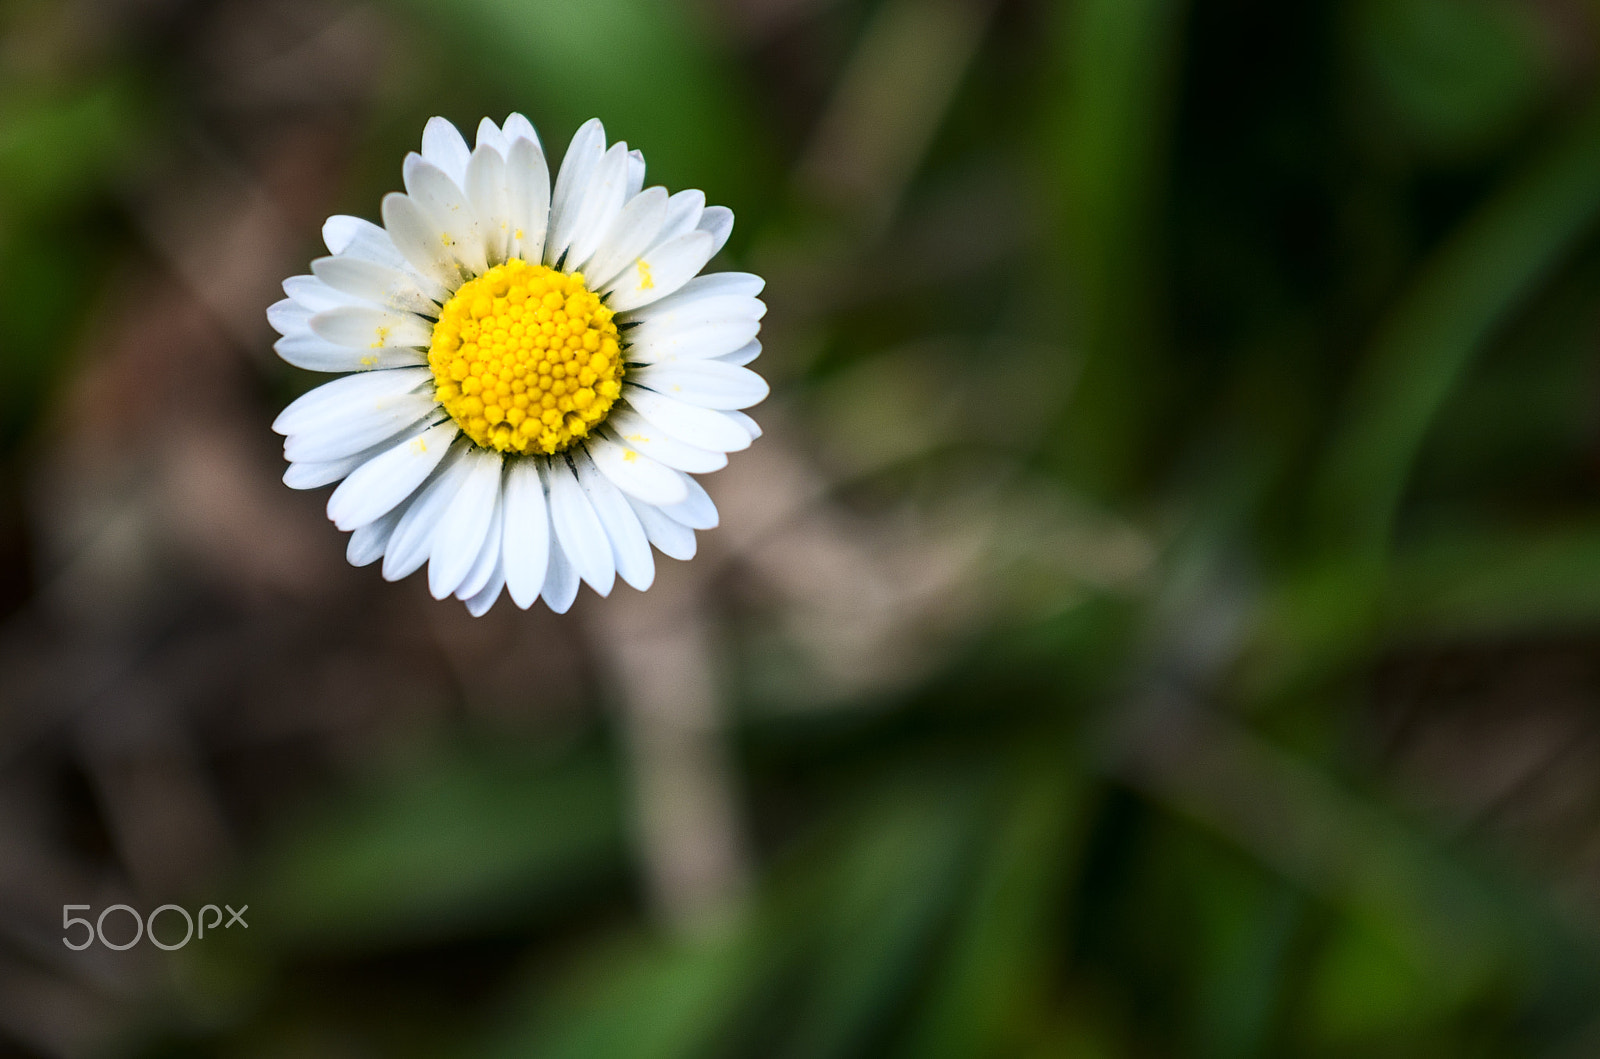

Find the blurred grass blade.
[
  {"left": 1390, "top": 522, "right": 1600, "bottom": 636},
  {"left": 897, "top": 756, "right": 1088, "bottom": 1059},
  {"left": 379, "top": 0, "right": 769, "bottom": 207},
  {"left": 1314, "top": 97, "right": 1600, "bottom": 556},
  {"left": 0, "top": 79, "right": 142, "bottom": 442},
  {"left": 779, "top": 782, "right": 978, "bottom": 1059},
  {"left": 1350, "top": 0, "right": 1550, "bottom": 158},
  {"left": 254, "top": 744, "right": 625, "bottom": 948},
  {"left": 1116, "top": 698, "right": 1546, "bottom": 1005},
  {"left": 1044, "top": 0, "right": 1187, "bottom": 496},
  {"left": 485, "top": 780, "right": 977, "bottom": 1059},
  {"left": 484, "top": 925, "right": 774, "bottom": 1059},
  {"left": 796, "top": 0, "right": 996, "bottom": 235}
]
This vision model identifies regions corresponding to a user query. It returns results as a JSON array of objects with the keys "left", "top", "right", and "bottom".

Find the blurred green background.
[{"left": 5, "top": 0, "right": 1600, "bottom": 1055}]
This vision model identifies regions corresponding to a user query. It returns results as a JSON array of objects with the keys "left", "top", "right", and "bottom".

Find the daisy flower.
[{"left": 268, "top": 115, "right": 768, "bottom": 615}]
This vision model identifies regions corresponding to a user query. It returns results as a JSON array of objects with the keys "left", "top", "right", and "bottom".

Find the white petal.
[
  {"left": 623, "top": 385, "right": 752, "bottom": 453},
  {"left": 541, "top": 532, "right": 580, "bottom": 614},
  {"left": 698, "top": 206, "right": 734, "bottom": 256},
  {"left": 622, "top": 272, "right": 764, "bottom": 318},
  {"left": 310, "top": 305, "right": 433, "bottom": 350},
  {"left": 273, "top": 367, "right": 432, "bottom": 435},
  {"left": 456, "top": 485, "right": 506, "bottom": 602},
  {"left": 503, "top": 112, "right": 541, "bottom": 150},
  {"left": 544, "top": 456, "right": 614, "bottom": 596},
  {"left": 323, "top": 215, "right": 411, "bottom": 273},
  {"left": 279, "top": 369, "right": 440, "bottom": 463},
  {"left": 267, "top": 298, "right": 311, "bottom": 337},
  {"left": 313, "top": 255, "right": 442, "bottom": 317},
  {"left": 276, "top": 333, "right": 426, "bottom": 373},
  {"left": 724, "top": 409, "right": 763, "bottom": 440},
  {"left": 660, "top": 471, "right": 719, "bottom": 530},
  {"left": 506, "top": 137, "right": 551, "bottom": 265},
  {"left": 326, "top": 420, "right": 458, "bottom": 530},
  {"left": 649, "top": 190, "right": 705, "bottom": 249},
  {"left": 475, "top": 117, "right": 508, "bottom": 155},
  {"left": 464, "top": 559, "right": 506, "bottom": 616},
  {"left": 583, "top": 187, "right": 668, "bottom": 290},
  {"left": 283, "top": 402, "right": 438, "bottom": 464},
  {"left": 283, "top": 275, "right": 355, "bottom": 313},
  {"left": 586, "top": 435, "right": 687, "bottom": 506},
  {"left": 625, "top": 149, "right": 646, "bottom": 199},
  {"left": 465, "top": 145, "right": 511, "bottom": 267},
  {"left": 502, "top": 458, "right": 551, "bottom": 609},
  {"left": 547, "top": 119, "right": 606, "bottom": 264},
  {"left": 553, "top": 141, "right": 630, "bottom": 272},
  {"left": 348, "top": 504, "right": 406, "bottom": 567},
  {"left": 626, "top": 294, "right": 766, "bottom": 334},
  {"left": 630, "top": 361, "right": 769, "bottom": 410},
  {"left": 421, "top": 116, "right": 472, "bottom": 189},
  {"left": 287, "top": 437, "right": 396, "bottom": 490},
  {"left": 627, "top": 493, "right": 697, "bottom": 561},
  {"left": 383, "top": 441, "right": 474, "bottom": 580},
  {"left": 382, "top": 192, "right": 461, "bottom": 293},
  {"left": 603, "top": 231, "right": 715, "bottom": 312},
  {"left": 323, "top": 215, "right": 368, "bottom": 254},
  {"left": 602, "top": 411, "right": 728, "bottom": 474},
  {"left": 623, "top": 316, "right": 763, "bottom": 365},
  {"left": 575, "top": 450, "right": 654, "bottom": 591},
  {"left": 284, "top": 451, "right": 368, "bottom": 490},
  {"left": 716, "top": 340, "right": 762, "bottom": 367},
  {"left": 428, "top": 449, "right": 503, "bottom": 598},
  {"left": 403, "top": 155, "right": 487, "bottom": 278}
]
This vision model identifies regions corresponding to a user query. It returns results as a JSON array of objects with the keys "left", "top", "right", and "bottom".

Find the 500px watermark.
[{"left": 63, "top": 904, "right": 248, "bottom": 951}]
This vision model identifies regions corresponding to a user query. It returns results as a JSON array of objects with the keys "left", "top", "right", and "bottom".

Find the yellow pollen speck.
[
  {"left": 371, "top": 326, "right": 390, "bottom": 348},
  {"left": 428, "top": 259, "right": 624, "bottom": 455},
  {"left": 635, "top": 259, "right": 654, "bottom": 290}
]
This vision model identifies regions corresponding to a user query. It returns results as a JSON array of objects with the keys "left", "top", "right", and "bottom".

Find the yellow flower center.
[{"left": 427, "top": 259, "right": 624, "bottom": 455}]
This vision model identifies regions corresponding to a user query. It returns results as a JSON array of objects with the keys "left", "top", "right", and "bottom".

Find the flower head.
[{"left": 269, "top": 115, "right": 767, "bottom": 615}]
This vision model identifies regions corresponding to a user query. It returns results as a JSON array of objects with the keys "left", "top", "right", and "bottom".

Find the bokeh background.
[{"left": 5, "top": 0, "right": 1600, "bottom": 1055}]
